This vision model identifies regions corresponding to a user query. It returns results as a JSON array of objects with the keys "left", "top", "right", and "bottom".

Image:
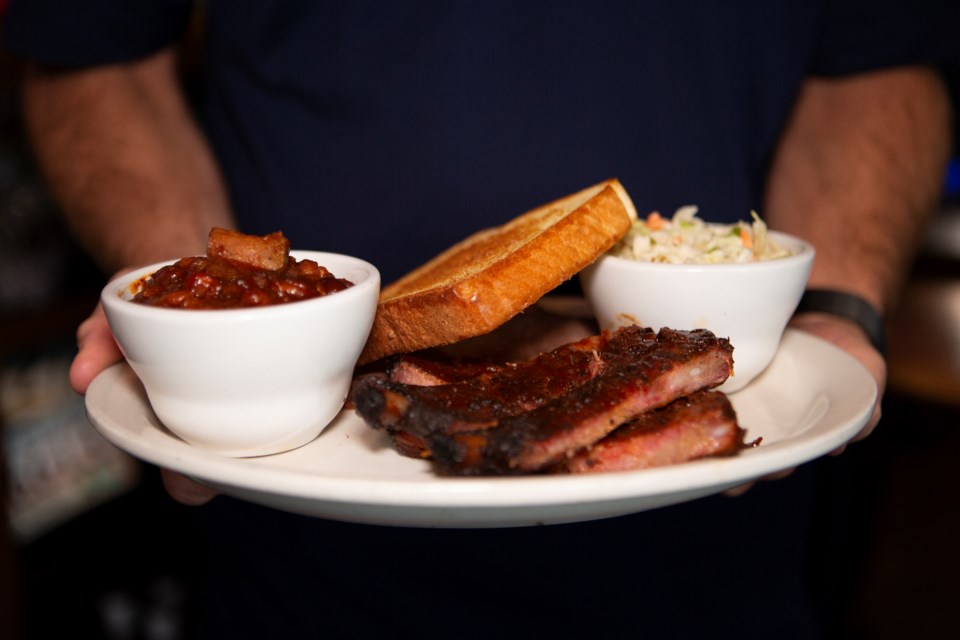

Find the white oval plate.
[{"left": 85, "top": 329, "right": 875, "bottom": 528}]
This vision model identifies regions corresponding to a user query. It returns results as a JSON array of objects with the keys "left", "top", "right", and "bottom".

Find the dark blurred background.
[{"left": 1, "top": 13, "right": 958, "bottom": 640}]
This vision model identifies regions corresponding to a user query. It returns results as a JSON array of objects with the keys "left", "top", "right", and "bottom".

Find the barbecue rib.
[
  {"left": 352, "top": 326, "right": 735, "bottom": 475},
  {"left": 558, "top": 390, "right": 747, "bottom": 473},
  {"left": 352, "top": 332, "right": 609, "bottom": 456}
]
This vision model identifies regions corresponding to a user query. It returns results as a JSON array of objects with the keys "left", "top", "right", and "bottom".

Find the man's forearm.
[
  {"left": 22, "top": 47, "right": 233, "bottom": 273},
  {"left": 764, "top": 66, "right": 953, "bottom": 315}
]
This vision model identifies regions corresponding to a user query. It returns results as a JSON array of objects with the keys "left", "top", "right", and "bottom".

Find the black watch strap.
[{"left": 794, "top": 289, "right": 886, "bottom": 356}]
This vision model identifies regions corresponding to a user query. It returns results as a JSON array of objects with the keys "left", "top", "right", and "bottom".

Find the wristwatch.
[{"left": 794, "top": 289, "right": 886, "bottom": 356}]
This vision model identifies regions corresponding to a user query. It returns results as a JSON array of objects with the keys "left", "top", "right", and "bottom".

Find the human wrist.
[{"left": 794, "top": 289, "right": 886, "bottom": 356}]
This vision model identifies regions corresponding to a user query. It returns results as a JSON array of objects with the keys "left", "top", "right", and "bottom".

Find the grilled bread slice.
[{"left": 358, "top": 179, "right": 637, "bottom": 364}]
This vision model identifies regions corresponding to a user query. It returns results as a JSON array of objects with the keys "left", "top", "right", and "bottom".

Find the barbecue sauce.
[{"left": 130, "top": 229, "right": 353, "bottom": 309}]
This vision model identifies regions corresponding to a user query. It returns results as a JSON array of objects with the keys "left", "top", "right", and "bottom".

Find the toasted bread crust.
[{"left": 358, "top": 179, "right": 636, "bottom": 364}]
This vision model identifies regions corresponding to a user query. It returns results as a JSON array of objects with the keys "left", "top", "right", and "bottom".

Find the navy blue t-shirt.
[
  {"left": 4, "top": 0, "right": 955, "bottom": 280},
  {"left": 3, "top": 2, "right": 957, "bottom": 638}
]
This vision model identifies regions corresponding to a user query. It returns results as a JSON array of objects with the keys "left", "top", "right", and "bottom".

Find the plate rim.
[{"left": 85, "top": 328, "right": 876, "bottom": 520}]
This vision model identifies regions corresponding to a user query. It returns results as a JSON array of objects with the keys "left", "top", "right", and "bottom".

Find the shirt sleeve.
[
  {"left": 1, "top": 0, "right": 195, "bottom": 67},
  {"left": 811, "top": 0, "right": 960, "bottom": 76}
]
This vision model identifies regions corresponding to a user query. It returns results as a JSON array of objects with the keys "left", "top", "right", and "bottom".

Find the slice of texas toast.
[{"left": 358, "top": 179, "right": 637, "bottom": 364}]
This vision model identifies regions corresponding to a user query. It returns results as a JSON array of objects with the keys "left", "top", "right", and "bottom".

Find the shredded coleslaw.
[{"left": 611, "top": 206, "right": 792, "bottom": 264}]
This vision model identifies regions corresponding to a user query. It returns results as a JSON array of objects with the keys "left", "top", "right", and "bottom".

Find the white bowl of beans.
[{"left": 101, "top": 229, "right": 380, "bottom": 457}]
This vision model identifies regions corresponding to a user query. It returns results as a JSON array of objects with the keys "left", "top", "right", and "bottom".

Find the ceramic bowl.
[
  {"left": 101, "top": 251, "right": 380, "bottom": 456},
  {"left": 580, "top": 232, "right": 814, "bottom": 392}
]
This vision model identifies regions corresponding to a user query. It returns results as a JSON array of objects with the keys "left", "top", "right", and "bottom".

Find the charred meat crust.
[
  {"left": 353, "top": 332, "right": 607, "bottom": 431},
  {"left": 352, "top": 326, "right": 736, "bottom": 476},
  {"left": 431, "top": 327, "right": 733, "bottom": 475}
]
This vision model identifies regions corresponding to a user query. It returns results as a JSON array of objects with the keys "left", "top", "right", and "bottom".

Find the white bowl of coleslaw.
[{"left": 580, "top": 208, "right": 814, "bottom": 392}]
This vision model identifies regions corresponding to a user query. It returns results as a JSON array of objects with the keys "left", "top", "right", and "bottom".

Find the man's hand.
[
  {"left": 160, "top": 468, "right": 220, "bottom": 506},
  {"left": 724, "top": 312, "right": 885, "bottom": 497},
  {"left": 69, "top": 305, "right": 123, "bottom": 395},
  {"left": 72, "top": 300, "right": 221, "bottom": 505},
  {"left": 788, "top": 311, "right": 886, "bottom": 449}
]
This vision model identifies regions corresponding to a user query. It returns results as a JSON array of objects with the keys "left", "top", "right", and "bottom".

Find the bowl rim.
[{"left": 101, "top": 250, "right": 380, "bottom": 322}]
